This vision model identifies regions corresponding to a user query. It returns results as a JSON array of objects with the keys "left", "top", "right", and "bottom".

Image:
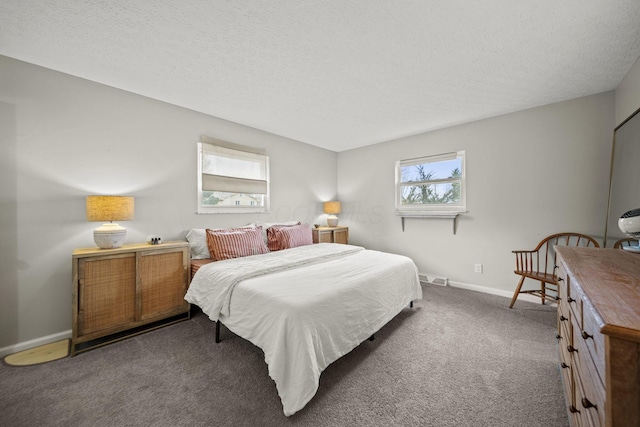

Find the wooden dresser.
[
  {"left": 556, "top": 246, "right": 640, "bottom": 426},
  {"left": 71, "top": 241, "right": 190, "bottom": 355}
]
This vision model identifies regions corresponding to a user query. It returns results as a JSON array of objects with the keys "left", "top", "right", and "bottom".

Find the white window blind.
[{"left": 197, "top": 136, "right": 269, "bottom": 214}]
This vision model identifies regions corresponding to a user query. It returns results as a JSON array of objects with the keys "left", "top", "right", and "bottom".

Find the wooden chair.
[
  {"left": 613, "top": 238, "right": 638, "bottom": 249},
  {"left": 509, "top": 233, "right": 599, "bottom": 308}
]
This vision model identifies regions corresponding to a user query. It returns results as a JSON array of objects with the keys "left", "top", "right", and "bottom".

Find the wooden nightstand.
[
  {"left": 312, "top": 226, "right": 349, "bottom": 244},
  {"left": 71, "top": 241, "right": 190, "bottom": 355}
]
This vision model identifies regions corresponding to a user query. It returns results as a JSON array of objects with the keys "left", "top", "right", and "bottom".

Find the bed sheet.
[{"left": 185, "top": 243, "right": 422, "bottom": 416}]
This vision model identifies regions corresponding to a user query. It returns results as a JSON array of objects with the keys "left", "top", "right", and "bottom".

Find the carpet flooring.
[{"left": 0, "top": 284, "right": 568, "bottom": 427}]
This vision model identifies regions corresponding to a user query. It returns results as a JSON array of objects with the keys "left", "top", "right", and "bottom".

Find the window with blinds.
[{"left": 197, "top": 136, "right": 269, "bottom": 214}]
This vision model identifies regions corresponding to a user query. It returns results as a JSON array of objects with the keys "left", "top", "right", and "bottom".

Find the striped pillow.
[
  {"left": 206, "top": 226, "right": 269, "bottom": 261},
  {"left": 271, "top": 223, "right": 313, "bottom": 251},
  {"left": 267, "top": 222, "right": 301, "bottom": 251}
]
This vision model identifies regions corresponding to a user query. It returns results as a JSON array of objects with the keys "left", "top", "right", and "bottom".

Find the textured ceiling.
[{"left": 1, "top": 1, "right": 640, "bottom": 152}]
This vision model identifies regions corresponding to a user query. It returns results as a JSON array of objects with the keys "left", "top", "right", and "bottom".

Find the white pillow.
[{"left": 185, "top": 229, "right": 209, "bottom": 259}]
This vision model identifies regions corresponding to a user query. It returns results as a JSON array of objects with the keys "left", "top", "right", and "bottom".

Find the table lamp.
[
  {"left": 86, "top": 195, "right": 134, "bottom": 249},
  {"left": 324, "top": 201, "right": 341, "bottom": 227}
]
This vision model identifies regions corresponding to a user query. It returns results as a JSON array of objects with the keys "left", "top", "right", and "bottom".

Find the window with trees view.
[
  {"left": 395, "top": 151, "right": 466, "bottom": 215},
  {"left": 197, "top": 136, "right": 269, "bottom": 214}
]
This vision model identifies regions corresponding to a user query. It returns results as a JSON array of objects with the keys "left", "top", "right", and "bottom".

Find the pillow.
[
  {"left": 267, "top": 222, "right": 301, "bottom": 251},
  {"left": 186, "top": 226, "right": 255, "bottom": 259},
  {"left": 253, "top": 221, "right": 300, "bottom": 243},
  {"left": 206, "top": 226, "right": 269, "bottom": 261},
  {"left": 269, "top": 223, "right": 312, "bottom": 251},
  {"left": 185, "top": 229, "right": 209, "bottom": 259}
]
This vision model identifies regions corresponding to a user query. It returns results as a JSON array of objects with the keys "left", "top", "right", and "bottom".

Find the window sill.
[{"left": 396, "top": 211, "right": 464, "bottom": 234}]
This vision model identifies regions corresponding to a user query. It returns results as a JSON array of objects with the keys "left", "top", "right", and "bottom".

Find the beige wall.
[
  {"left": 337, "top": 92, "right": 615, "bottom": 296},
  {"left": 0, "top": 56, "right": 337, "bottom": 353},
  {"left": 615, "top": 55, "right": 640, "bottom": 125}
]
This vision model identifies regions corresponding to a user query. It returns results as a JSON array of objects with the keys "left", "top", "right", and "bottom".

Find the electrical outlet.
[{"left": 474, "top": 264, "right": 483, "bottom": 273}]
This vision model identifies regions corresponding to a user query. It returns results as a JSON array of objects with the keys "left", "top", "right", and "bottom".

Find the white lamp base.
[
  {"left": 94, "top": 223, "right": 127, "bottom": 249},
  {"left": 327, "top": 215, "right": 339, "bottom": 227}
]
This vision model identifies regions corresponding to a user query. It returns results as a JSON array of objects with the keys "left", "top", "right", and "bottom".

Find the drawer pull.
[
  {"left": 567, "top": 296, "right": 575, "bottom": 303},
  {"left": 581, "top": 398, "right": 597, "bottom": 410},
  {"left": 561, "top": 362, "right": 569, "bottom": 369},
  {"left": 581, "top": 331, "right": 593, "bottom": 340},
  {"left": 569, "top": 405, "right": 580, "bottom": 414},
  {"left": 557, "top": 277, "right": 564, "bottom": 282},
  {"left": 555, "top": 333, "right": 562, "bottom": 340},
  {"left": 560, "top": 315, "right": 568, "bottom": 322},
  {"left": 567, "top": 345, "right": 578, "bottom": 353}
]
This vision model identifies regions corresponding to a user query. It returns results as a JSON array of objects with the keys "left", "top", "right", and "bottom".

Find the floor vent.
[{"left": 419, "top": 274, "right": 448, "bottom": 286}]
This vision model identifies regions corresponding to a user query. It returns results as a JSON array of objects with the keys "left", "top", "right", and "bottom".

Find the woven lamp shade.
[
  {"left": 86, "top": 196, "right": 134, "bottom": 222},
  {"left": 86, "top": 196, "right": 134, "bottom": 249},
  {"left": 323, "top": 201, "right": 341, "bottom": 215}
]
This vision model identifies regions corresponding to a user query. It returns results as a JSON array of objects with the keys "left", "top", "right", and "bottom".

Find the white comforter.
[{"left": 185, "top": 243, "right": 422, "bottom": 416}]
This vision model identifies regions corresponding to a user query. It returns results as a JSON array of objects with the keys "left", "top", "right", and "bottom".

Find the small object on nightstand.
[{"left": 147, "top": 235, "right": 162, "bottom": 245}]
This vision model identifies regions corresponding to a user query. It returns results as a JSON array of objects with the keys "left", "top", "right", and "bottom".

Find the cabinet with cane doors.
[
  {"left": 312, "top": 226, "right": 349, "bottom": 244},
  {"left": 555, "top": 246, "right": 640, "bottom": 427},
  {"left": 71, "top": 242, "right": 190, "bottom": 355}
]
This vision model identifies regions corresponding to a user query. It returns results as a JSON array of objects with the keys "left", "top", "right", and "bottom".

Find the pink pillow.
[
  {"left": 267, "top": 222, "right": 301, "bottom": 251},
  {"left": 206, "top": 227, "right": 269, "bottom": 261},
  {"left": 272, "top": 223, "right": 313, "bottom": 251}
]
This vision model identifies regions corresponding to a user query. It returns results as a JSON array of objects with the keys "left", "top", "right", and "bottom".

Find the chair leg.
[
  {"left": 540, "top": 280, "right": 545, "bottom": 305},
  {"left": 509, "top": 276, "right": 526, "bottom": 309}
]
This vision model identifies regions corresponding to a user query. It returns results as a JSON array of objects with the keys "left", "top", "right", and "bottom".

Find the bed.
[{"left": 184, "top": 228, "right": 422, "bottom": 416}]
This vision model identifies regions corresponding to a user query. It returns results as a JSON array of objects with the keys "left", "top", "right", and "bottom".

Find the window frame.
[
  {"left": 197, "top": 136, "right": 270, "bottom": 214},
  {"left": 395, "top": 150, "right": 466, "bottom": 217}
]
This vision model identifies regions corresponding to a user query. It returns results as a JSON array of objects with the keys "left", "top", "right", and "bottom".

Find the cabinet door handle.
[
  {"left": 567, "top": 345, "right": 578, "bottom": 353},
  {"left": 556, "top": 333, "right": 562, "bottom": 340},
  {"left": 569, "top": 405, "right": 580, "bottom": 414},
  {"left": 581, "top": 398, "right": 597, "bottom": 410},
  {"left": 561, "top": 362, "right": 569, "bottom": 369},
  {"left": 567, "top": 296, "right": 575, "bottom": 303},
  {"left": 560, "top": 315, "right": 568, "bottom": 322},
  {"left": 581, "top": 331, "right": 593, "bottom": 340},
  {"left": 557, "top": 277, "right": 564, "bottom": 282}
]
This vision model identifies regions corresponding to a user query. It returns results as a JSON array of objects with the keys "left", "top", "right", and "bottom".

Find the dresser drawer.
[
  {"left": 579, "top": 305, "right": 605, "bottom": 385},
  {"left": 573, "top": 348, "right": 605, "bottom": 427},
  {"left": 568, "top": 278, "right": 583, "bottom": 331},
  {"left": 558, "top": 305, "right": 576, "bottom": 415},
  {"left": 557, "top": 265, "right": 571, "bottom": 318}
]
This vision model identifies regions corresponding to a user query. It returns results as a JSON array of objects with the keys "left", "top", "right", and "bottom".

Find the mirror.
[{"left": 605, "top": 107, "right": 640, "bottom": 247}]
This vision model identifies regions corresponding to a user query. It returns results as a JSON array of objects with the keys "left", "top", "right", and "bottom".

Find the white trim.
[
  {"left": 0, "top": 329, "right": 71, "bottom": 358},
  {"left": 419, "top": 274, "right": 550, "bottom": 306},
  {"left": 395, "top": 150, "right": 466, "bottom": 215}
]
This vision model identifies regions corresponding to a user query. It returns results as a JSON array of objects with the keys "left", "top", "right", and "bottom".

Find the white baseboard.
[
  {"left": 0, "top": 329, "right": 72, "bottom": 358},
  {"left": 419, "top": 272, "right": 544, "bottom": 305}
]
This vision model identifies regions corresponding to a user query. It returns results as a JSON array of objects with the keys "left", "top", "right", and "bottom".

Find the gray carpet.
[{"left": 0, "top": 284, "right": 568, "bottom": 427}]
